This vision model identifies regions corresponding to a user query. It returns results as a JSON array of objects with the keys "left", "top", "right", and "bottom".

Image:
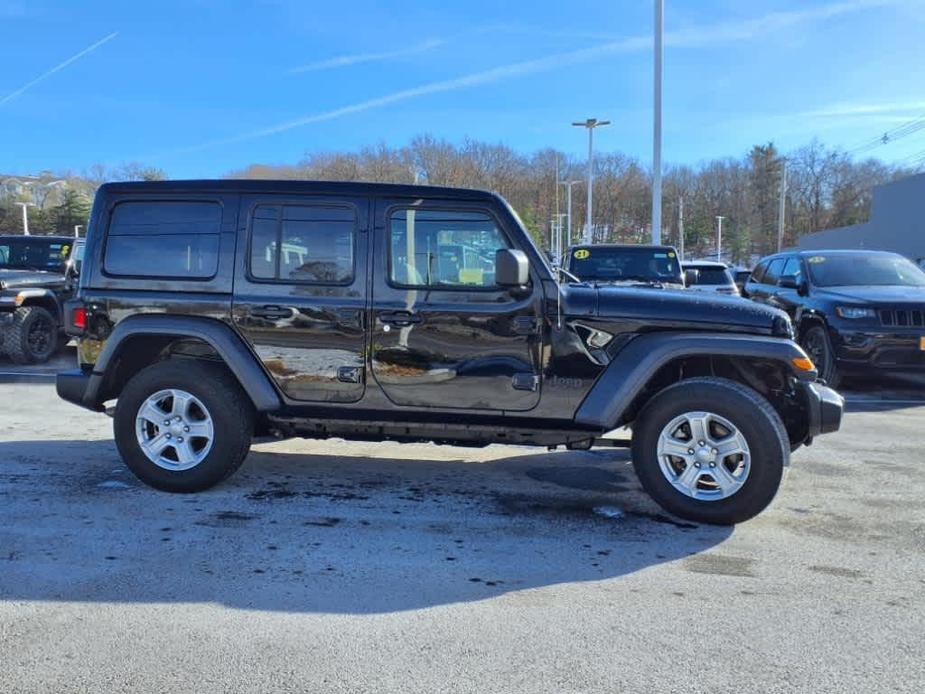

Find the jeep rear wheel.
[
  {"left": 114, "top": 360, "right": 254, "bottom": 492},
  {"left": 631, "top": 377, "right": 788, "bottom": 525},
  {"left": 3, "top": 306, "right": 58, "bottom": 364}
]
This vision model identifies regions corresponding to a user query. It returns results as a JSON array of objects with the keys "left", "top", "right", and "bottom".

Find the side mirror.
[
  {"left": 495, "top": 249, "right": 529, "bottom": 287},
  {"left": 683, "top": 269, "right": 699, "bottom": 287},
  {"left": 779, "top": 275, "right": 799, "bottom": 289}
]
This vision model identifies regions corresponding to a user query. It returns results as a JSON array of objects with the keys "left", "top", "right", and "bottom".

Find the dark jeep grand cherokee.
[
  {"left": 56, "top": 181, "right": 843, "bottom": 524},
  {"left": 746, "top": 249, "right": 925, "bottom": 387}
]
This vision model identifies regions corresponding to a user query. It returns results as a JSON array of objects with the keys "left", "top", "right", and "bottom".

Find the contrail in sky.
[
  {"left": 289, "top": 39, "right": 444, "bottom": 74},
  {"left": 0, "top": 31, "right": 118, "bottom": 108},
  {"left": 167, "top": 0, "right": 899, "bottom": 155}
]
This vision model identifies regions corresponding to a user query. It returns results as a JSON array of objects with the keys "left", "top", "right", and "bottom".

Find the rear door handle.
[
  {"left": 379, "top": 311, "right": 422, "bottom": 327},
  {"left": 250, "top": 305, "right": 294, "bottom": 320}
]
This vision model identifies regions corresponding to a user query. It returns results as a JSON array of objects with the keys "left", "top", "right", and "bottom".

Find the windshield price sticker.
[
  {"left": 808, "top": 256, "right": 826, "bottom": 264},
  {"left": 574, "top": 249, "right": 590, "bottom": 260}
]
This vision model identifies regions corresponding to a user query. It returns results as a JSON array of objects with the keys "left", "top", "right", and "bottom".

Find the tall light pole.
[
  {"left": 716, "top": 215, "right": 725, "bottom": 262},
  {"left": 572, "top": 118, "right": 610, "bottom": 244},
  {"left": 652, "top": 0, "right": 664, "bottom": 244},
  {"left": 560, "top": 180, "right": 581, "bottom": 246},
  {"left": 677, "top": 197, "right": 685, "bottom": 261},
  {"left": 74, "top": 224, "right": 84, "bottom": 238},
  {"left": 777, "top": 159, "right": 787, "bottom": 252},
  {"left": 15, "top": 202, "right": 36, "bottom": 236}
]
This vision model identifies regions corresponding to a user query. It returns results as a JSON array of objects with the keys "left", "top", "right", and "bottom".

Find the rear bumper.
[
  {"left": 799, "top": 381, "right": 844, "bottom": 440},
  {"left": 56, "top": 368, "right": 102, "bottom": 411}
]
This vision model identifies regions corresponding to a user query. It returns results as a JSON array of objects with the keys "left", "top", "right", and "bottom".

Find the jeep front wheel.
[
  {"left": 631, "top": 377, "right": 788, "bottom": 525},
  {"left": 113, "top": 360, "right": 254, "bottom": 492},
  {"left": 3, "top": 306, "right": 58, "bottom": 364}
]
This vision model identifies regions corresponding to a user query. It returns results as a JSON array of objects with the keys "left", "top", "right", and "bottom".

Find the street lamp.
[
  {"left": 652, "top": 0, "right": 664, "bottom": 244},
  {"left": 15, "top": 202, "right": 36, "bottom": 236},
  {"left": 716, "top": 215, "right": 725, "bottom": 262},
  {"left": 572, "top": 118, "right": 610, "bottom": 244},
  {"left": 559, "top": 180, "right": 582, "bottom": 247}
]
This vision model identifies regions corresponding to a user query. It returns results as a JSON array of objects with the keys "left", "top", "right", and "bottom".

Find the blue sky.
[{"left": 1, "top": 0, "right": 923, "bottom": 178}]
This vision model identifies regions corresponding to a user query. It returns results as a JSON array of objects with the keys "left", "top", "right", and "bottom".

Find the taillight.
[{"left": 72, "top": 307, "right": 87, "bottom": 330}]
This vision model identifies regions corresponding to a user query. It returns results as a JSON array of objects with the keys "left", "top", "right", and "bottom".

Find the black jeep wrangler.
[
  {"left": 0, "top": 234, "right": 81, "bottom": 363},
  {"left": 56, "top": 181, "right": 843, "bottom": 524}
]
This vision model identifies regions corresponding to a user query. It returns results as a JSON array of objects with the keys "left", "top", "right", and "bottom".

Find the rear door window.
[
  {"left": 104, "top": 201, "right": 221, "bottom": 279},
  {"left": 763, "top": 258, "right": 785, "bottom": 285},
  {"left": 751, "top": 260, "right": 769, "bottom": 284},
  {"left": 249, "top": 203, "right": 355, "bottom": 284}
]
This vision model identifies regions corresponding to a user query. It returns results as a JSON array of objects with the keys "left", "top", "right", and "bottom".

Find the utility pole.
[
  {"left": 777, "top": 159, "right": 787, "bottom": 252},
  {"left": 677, "top": 197, "right": 685, "bottom": 261},
  {"left": 572, "top": 118, "right": 610, "bottom": 244},
  {"left": 652, "top": 0, "right": 664, "bottom": 244},
  {"left": 554, "top": 213, "right": 566, "bottom": 265},
  {"left": 15, "top": 202, "right": 36, "bottom": 236},
  {"left": 560, "top": 180, "right": 581, "bottom": 246},
  {"left": 716, "top": 215, "right": 725, "bottom": 262}
]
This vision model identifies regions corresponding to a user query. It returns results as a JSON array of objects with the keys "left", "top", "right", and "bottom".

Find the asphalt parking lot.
[{"left": 1, "top": 350, "right": 923, "bottom": 693}]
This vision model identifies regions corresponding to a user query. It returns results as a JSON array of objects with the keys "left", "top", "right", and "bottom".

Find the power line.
[{"left": 847, "top": 113, "right": 925, "bottom": 156}]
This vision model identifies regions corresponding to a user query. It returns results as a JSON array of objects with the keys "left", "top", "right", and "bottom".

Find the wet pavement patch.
[
  {"left": 525, "top": 466, "right": 631, "bottom": 493},
  {"left": 303, "top": 517, "right": 342, "bottom": 527}
]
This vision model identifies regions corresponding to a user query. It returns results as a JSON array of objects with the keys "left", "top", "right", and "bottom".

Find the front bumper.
[
  {"left": 833, "top": 327, "right": 925, "bottom": 371},
  {"left": 798, "top": 380, "right": 844, "bottom": 440}
]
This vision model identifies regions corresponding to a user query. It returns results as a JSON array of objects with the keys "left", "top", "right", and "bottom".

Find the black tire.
[
  {"left": 800, "top": 324, "right": 841, "bottom": 389},
  {"left": 3, "top": 306, "right": 58, "bottom": 364},
  {"left": 113, "top": 360, "right": 254, "bottom": 493},
  {"left": 631, "top": 377, "right": 789, "bottom": 525}
]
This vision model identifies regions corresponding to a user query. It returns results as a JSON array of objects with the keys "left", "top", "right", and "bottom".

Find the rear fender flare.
[{"left": 82, "top": 315, "right": 280, "bottom": 411}]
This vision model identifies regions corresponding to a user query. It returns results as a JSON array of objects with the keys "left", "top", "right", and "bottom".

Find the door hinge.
[
  {"left": 337, "top": 366, "right": 364, "bottom": 384},
  {"left": 512, "top": 373, "right": 539, "bottom": 392}
]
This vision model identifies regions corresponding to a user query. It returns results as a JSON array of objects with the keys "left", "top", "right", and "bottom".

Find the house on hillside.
[{"left": 798, "top": 172, "right": 925, "bottom": 268}]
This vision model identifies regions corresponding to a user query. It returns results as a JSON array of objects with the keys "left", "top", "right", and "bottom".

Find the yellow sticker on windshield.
[
  {"left": 574, "top": 249, "right": 590, "bottom": 260},
  {"left": 808, "top": 255, "right": 826, "bottom": 264},
  {"left": 667, "top": 251, "right": 676, "bottom": 258}
]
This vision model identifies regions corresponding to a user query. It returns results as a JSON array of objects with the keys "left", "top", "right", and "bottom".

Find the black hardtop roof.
[
  {"left": 98, "top": 179, "right": 503, "bottom": 201},
  {"left": 0, "top": 234, "right": 76, "bottom": 242},
  {"left": 568, "top": 243, "right": 678, "bottom": 251}
]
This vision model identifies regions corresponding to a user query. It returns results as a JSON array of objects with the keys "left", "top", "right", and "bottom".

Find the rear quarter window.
[{"left": 103, "top": 201, "right": 221, "bottom": 279}]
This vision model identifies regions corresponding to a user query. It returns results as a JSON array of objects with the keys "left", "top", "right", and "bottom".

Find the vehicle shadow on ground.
[
  {"left": 0, "top": 439, "right": 732, "bottom": 614},
  {"left": 840, "top": 371, "right": 925, "bottom": 412}
]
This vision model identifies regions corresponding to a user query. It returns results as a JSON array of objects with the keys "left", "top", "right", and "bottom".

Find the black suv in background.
[
  {"left": 56, "top": 180, "right": 843, "bottom": 524},
  {"left": 562, "top": 244, "right": 684, "bottom": 288},
  {"left": 0, "top": 235, "right": 80, "bottom": 363},
  {"left": 746, "top": 249, "right": 925, "bottom": 387}
]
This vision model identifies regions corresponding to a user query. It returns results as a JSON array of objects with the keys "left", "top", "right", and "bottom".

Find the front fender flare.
[
  {"left": 574, "top": 332, "right": 816, "bottom": 429},
  {"left": 82, "top": 315, "right": 280, "bottom": 411}
]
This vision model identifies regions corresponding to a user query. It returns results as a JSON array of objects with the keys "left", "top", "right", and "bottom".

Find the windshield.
[
  {"left": 807, "top": 254, "right": 925, "bottom": 287},
  {"left": 686, "top": 265, "right": 734, "bottom": 285},
  {"left": 568, "top": 247, "right": 682, "bottom": 283},
  {"left": 0, "top": 238, "right": 71, "bottom": 272}
]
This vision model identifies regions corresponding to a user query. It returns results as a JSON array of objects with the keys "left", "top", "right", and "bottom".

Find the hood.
[
  {"left": 0, "top": 268, "right": 66, "bottom": 290},
  {"left": 814, "top": 285, "right": 925, "bottom": 304},
  {"left": 562, "top": 284, "right": 789, "bottom": 335}
]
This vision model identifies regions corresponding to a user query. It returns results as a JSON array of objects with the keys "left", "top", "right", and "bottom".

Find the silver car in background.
[{"left": 682, "top": 261, "right": 740, "bottom": 296}]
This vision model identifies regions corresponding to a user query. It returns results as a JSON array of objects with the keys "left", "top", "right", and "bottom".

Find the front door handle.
[
  {"left": 379, "top": 311, "right": 422, "bottom": 327},
  {"left": 250, "top": 305, "right": 294, "bottom": 320}
]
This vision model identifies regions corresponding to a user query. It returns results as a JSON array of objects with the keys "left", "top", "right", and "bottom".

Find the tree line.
[
  {"left": 0, "top": 163, "right": 165, "bottom": 236},
  {"left": 0, "top": 140, "right": 913, "bottom": 264},
  {"left": 226, "top": 136, "right": 915, "bottom": 264}
]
